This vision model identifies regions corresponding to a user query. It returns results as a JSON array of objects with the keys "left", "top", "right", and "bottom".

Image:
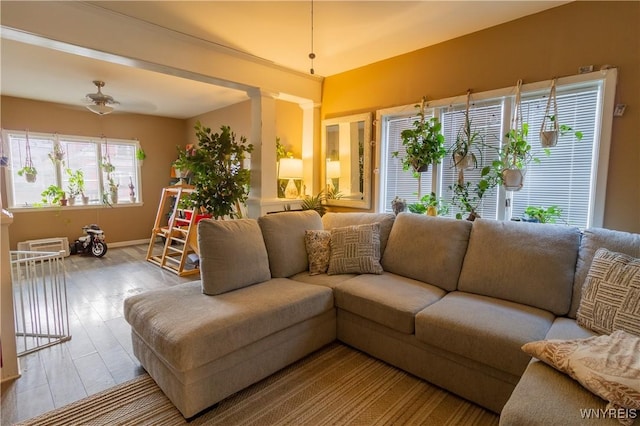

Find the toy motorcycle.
[{"left": 71, "top": 224, "right": 108, "bottom": 257}]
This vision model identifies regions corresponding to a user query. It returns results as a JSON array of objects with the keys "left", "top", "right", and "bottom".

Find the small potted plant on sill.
[
  {"left": 128, "top": 176, "right": 136, "bottom": 203},
  {"left": 66, "top": 168, "right": 86, "bottom": 206},
  {"left": 523, "top": 205, "right": 563, "bottom": 224},
  {"left": 408, "top": 192, "right": 449, "bottom": 217},
  {"left": 41, "top": 184, "right": 65, "bottom": 206}
]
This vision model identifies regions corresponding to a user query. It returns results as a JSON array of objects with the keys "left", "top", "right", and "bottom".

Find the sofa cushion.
[
  {"left": 458, "top": 219, "right": 581, "bottom": 315},
  {"left": 289, "top": 271, "right": 357, "bottom": 289},
  {"left": 500, "top": 360, "right": 618, "bottom": 426},
  {"left": 334, "top": 272, "right": 446, "bottom": 334},
  {"left": 545, "top": 317, "right": 597, "bottom": 340},
  {"left": 327, "top": 223, "right": 383, "bottom": 275},
  {"left": 304, "top": 229, "right": 331, "bottom": 275},
  {"left": 322, "top": 212, "right": 395, "bottom": 255},
  {"left": 124, "top": 279, "right": 334, "bottom": 372},
  {"left": 198, "top": 219, "right": 271, "bottom": 295},
  {"left": 577, "top": 248, "right": 640, "bottom": 336},
  {"left": 522, "top": 330, "right": 640, "bottom": 413},
  {"left": 570, "top": 227, "right": 640, "bottom": 318},
  {"left": 258, "top": 210, "right": 323, "bottom": 278},
  {"left": 415, "top": 291, "right": 554, "bottom": 377},
  {"left": 381, "top": 213, "right": 472, "bottom": 292}
]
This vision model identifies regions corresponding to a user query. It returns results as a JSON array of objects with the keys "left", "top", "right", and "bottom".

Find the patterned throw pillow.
[
  {"left": 304, "top": 230, "right": 331, "bottom": 275},
  {"left": 522, "top": 330, "right": 640, "bottom": 425},
  {"left": 327, "top": 223, "right": 383, "bottom": 275},
  {"left": 577, "top": 248, "right": 640, "bottom": 336}
]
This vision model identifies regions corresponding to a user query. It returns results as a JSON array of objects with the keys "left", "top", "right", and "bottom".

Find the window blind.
[{"left": 511, "top": 86, "right": 599, "bottom": 227}]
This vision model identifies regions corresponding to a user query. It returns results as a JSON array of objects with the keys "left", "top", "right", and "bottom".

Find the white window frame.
[
  {"left": 375, "top": 69, "right": 617, "bottom": 228},
  {"left": 2, "top": 130, "right": 143, "bottom": 211}
]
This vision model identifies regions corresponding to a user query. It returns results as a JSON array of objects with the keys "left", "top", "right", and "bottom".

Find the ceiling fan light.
[{"left": 86, "top": 104, "right": 114, "bottom": 115}]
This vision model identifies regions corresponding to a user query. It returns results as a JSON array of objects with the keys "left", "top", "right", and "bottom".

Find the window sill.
[{"left": 9, "top": 202, "right": 144, "bottom": 213}]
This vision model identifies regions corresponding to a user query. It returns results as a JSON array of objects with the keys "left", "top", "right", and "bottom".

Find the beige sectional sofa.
[{"left": 124, "top": 210, "right": 639, "bottom": 423}]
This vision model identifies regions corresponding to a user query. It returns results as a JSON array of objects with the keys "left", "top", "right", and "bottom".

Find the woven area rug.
[{"left": 18, "top": 343, "right": 499, "bottom": 426}]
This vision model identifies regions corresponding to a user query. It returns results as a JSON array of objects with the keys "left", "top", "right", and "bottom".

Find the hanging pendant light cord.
[{"left": 309, "top": 0, "right": 315, "bottom": 74}]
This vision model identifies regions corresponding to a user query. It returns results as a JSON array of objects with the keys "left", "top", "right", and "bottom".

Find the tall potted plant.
[{"left": 177, "top": 122, "right": 254, "bottom": 219}]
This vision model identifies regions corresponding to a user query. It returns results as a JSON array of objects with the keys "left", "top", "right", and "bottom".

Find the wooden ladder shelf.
[{"left": 146, "top": 184, "right": 201, "bottom": 277}]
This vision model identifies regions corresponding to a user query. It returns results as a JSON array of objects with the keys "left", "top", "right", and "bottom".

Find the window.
[
  {"left": 376, "top": 69, "right": 616, "bottom": 228},
  {"left": 2, "top": 130, "right": 142, "bottom": 209}
]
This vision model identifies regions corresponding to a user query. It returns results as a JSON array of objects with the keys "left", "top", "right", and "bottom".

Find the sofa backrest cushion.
[
  {"left": 322, "top": 212, "right": 395, "bottom": 256},
  {"left": 198, "top": 219, "right": 271, "bottom": 295},
  {"left": 381, "top": 213, "right": 472, "bottom": 292},
  {"left": 569, "top": 227, "right": 640, "bottom": 318},
  {"left": 258, "top": 210, "right": 323, "bottom": 278},
  {"left": 458, "top": 219, "right": 581, "bottom": 315}
]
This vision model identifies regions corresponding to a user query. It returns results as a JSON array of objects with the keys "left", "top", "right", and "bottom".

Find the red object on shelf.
[{"left": 184, "top": 211, "right": 212, "bottom": 224}]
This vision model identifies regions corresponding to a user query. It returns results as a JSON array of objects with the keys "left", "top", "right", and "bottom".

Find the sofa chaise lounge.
[{"left": 124, "top": 210, "right": 639, "bottom": 424}]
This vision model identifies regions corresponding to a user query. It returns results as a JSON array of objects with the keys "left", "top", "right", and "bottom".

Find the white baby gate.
[{"left": 10, "top": 250, "right": 71, "bottom": 356}]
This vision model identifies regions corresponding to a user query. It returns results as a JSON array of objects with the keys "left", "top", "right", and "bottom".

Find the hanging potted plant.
[
  {"left": 539, "top": 79, "right": 583, "bottom": 147},
  {"left": 101, "top": 157, "right": 119, "bottom": 204},
  {"left": 392, "top": 97, "right": 446, "bottom": 198},
  {"left": 18, "top": 132, "right": 37, "bottom": 182},
  {"left": 492, "top": 80, "right": 542, "bottom": 192},
  {"left": 136, "top": 147, "right": 146, "bottom": 167},
  {"left": 450, "top": 91, "right": 485, "bottom": 171},
  {"left": 48, "top": 141, "right": 65, "bottom": 164},
  {"left": 177, "top": 122, "right": 254, "bottom": 219},
  {"left": 394, "top": 97, "right": 446, "bottom": 174}
]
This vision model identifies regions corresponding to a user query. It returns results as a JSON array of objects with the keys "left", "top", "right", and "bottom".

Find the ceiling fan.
[{"left": 85, "top": 80, "right": 119, "bottom": 115}]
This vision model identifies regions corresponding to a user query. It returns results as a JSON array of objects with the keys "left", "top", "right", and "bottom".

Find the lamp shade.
[
  {"left": 327, "top": 160, "right": 341, "bottom": 179},
  {"left": 278, "top": 158, "right": 303, "bottom": 179}
]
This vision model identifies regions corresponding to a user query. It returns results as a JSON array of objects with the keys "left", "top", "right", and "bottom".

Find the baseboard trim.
[{"left": 108, "top": 238, "right": 150, "bottom": 248}]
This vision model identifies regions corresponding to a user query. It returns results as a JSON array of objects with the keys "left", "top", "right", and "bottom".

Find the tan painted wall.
[
  {"left": 1, "top": 96, "right": 187, "bottom": 248},
  {"left": 322, "top": 1, "right": 640, "bottom": 233},
  {"left": 185, "top": 99, "right": 303, "bottom": 154}
]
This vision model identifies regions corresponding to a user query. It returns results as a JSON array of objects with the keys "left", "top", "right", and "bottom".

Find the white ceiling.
[{"left": 0, "top": 1, "right": 568, "bottom": 119}]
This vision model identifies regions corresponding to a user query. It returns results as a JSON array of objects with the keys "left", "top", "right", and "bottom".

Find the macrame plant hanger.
[
  {"left": 540, "top": 78, "right": 559, "bottom": 147},
  {"left": 23, "top": 130, "right": 36, "bottom": 182}
]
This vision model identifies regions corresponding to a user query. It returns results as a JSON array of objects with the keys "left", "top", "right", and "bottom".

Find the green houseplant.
[
  {"left": 449, "top": 164, "right": 500, "bottom": 221},
  {"left": 392, "top": 97, "right": 446, "bottom": 198},
  {"left": 524, "top": 205, "right": 563, "bottom": 223},
  {"left": 177, "top": 122, "right": 254, "bottom": 219},
  {"left": 393, "top": 98, "right": 446, "bottom": 174},
  {"left": 408, "top": 192, "right": 449, "bottom": 216},
  {"left": 41, "top": 184, "right": 65, "bottom": 206},
  {"left": 136, "top": 147, "right": 146, "bottom": 166},
  {"left": 17, "top": 165, "right": 37, "bottom": 183},
  {"left": 65, "top": 168, "right": 86, "bottom": 205},
  {"left": 101, "top": 159, "right": 119, "bottom": 204}
]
